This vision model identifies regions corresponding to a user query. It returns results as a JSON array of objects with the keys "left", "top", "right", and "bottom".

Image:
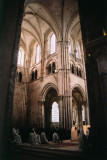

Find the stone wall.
[{"left": 13, "top": 83, "right": 26, "bottom": 128}]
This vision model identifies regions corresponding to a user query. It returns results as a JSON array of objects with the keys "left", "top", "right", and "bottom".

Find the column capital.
[
  {"left": 38, "top": 96, "right": 45, "bottom": 105},
  {"left": 57, "top": 41, "right": 69, "bottom": 46},
  {"left": 58, "top": 95, "right": 72, "bottom": 101},
  {"left": 81, "top": 101, "right": 87, "bottom": 105}
]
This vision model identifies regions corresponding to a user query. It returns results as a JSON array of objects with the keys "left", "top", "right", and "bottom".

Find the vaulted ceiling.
[{"left": 20, "top": 0, "right": 81, "bottom": 56}]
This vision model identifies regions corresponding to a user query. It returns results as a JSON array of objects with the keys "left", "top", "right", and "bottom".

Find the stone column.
[
  {"left": 57, "top": 41, "right": 72, "bottom": 131},
  {"left": 86, "top": 36, "right": 107, "bottom": 153},
  {"left": 0, "top": 0, "right": 24, "bottom": 159},
  {"left": 38, "top": 100, "right": 45, "bottom": 128},
  {"left": 58, "top": 96, "right": 64, "bottom": 129},
  {"left": 78, "top": 102, "right": 82, "bottom": 130}
]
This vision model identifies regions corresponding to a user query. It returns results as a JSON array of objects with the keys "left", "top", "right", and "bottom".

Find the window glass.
[
  {"left": 17, "top": 50, "right": 24, "bottom": 66},
  {"left": 73, "top": 109, "right": 76, "bottom": 125},
  {"left": 32, "top": 71, "right": 34, "bottom": 80},
  {"left": 19, "top": 72, "right": 22, "bottom": 82},
  {"left": 76, "top": 45, "right": 79, "bottom": 58},
  {"left": 50, "top": 34, "right": 56, "bottom": 54},
  {"left": 82, "top": 106, "right": 85, "bottom": 121},
  {"left": 71, "top": 64, "right": 74, "bottom": 73},
  {"left": 52, "top": 102, "right": 59, "bottom": 122},
  {"left": 36, "top": 45, "right": 40, "bottom": 64},
  {"left": 52, "top": 62, "right": 56, "bottom": 73}
]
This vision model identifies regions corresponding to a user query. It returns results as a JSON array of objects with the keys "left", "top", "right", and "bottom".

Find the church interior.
[{"left": 0, "top": 0, "right": 107, "bottom": 160}]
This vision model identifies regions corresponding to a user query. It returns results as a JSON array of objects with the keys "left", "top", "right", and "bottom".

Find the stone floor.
[
  {"left": 10, "top": 140, "right": 107, "bottom": 160},
  {"left": 19, "top": 140, "right": 80, "bottom": 151},
  {"left": 10, "top": 140, "right": 86, "bottom": 160}
]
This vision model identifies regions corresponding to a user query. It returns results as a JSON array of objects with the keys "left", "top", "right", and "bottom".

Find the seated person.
[
  {"left": 29, "top": 128, "right": 41, "bottom": 145},
  {"left": 53, "top": 131, "right": 61, "bottom": 143},
  {"left": 12, "top": 128, "right": 22, "bottom": 144},
  {"left": 40, "top": 130, "right": 48, "bottom": 144}
]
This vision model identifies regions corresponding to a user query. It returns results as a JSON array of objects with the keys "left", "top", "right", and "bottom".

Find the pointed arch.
[
  {"left": 71, "top": 84, "right": 86, "bottom": 101},
  {"left": 24, "top": 2, "right": 61, "bottom": 41},
  {"left": 39, "top": 83, "right": 58, "bottom": 102}
]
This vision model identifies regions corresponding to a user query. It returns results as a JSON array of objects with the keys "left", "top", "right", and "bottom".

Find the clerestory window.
[
  {"left": 50, "top": 34, "right": 56, "bottom": 54},
  {"left": 19, "top": 72, "right": 22, "bottom": 82},
  {"left": 17, "top": 50, "right": 24, "bottom": 66},
  {"left": 36, "top": 45, "right": 40, "bottom": 64},
  {"left": 76, "top": 45, "right": 79, "bottom": 58},
  {"left": 52, "top": 62, "right": 56, "bottom": 73}
]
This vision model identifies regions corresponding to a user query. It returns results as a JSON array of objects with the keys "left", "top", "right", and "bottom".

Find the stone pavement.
[{"left": 18, "top": 139, "right": 80, "bottom": 151}]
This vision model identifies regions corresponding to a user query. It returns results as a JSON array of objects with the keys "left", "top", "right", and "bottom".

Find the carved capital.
[
  {"left": 57, "top": 41, "right": 69, "bottom": 46},
  {"left": 38, "top": 100, "right": 45, "bottom": 105}
]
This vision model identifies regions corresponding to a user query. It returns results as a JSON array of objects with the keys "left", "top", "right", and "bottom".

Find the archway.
[
  {"left": 44, "top": 88, "right": 59, "bottom": 129},
  {"left": 71, "top": 86, "right": 89, "bottom": 140},
  {"left": 72, "top": 87, "right": 85, "bottom": 130}
]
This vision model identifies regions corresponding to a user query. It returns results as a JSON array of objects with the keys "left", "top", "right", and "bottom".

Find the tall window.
[
  {"left": 71, "top": 64, "right": 74, "bottom": 74},
  {"left": 17, "top": 50, "right": 24, "bottom": 66},
  {"left": 82, "top": 106, "right": 85, "bottom": 122},
  {"left": 73, "top": 109, "right": 76, "bottom": 125},
  {"left": 36, "top": 45, "right": 40, "bottom": 64},
  {"left": 50, "top": 34, "right": 56, "bottom": 54},
  {"left": 69, "top": 40, "right": 72, "bottom": 54},
  {"left": 76, "top": 45, "right": 79, "bottom": 58},
  {"left": 19, "top": 72, "right": 22, "bottom": 82},
  {"left": 77, "top": 67, "right": 79, "bottom": 76},
  {"left": 52, "top": 62, "right": 56, "bottom": 73},
  {"left": 79, "top": 69, "right": 82, "bottom": 77},
  {"left": 52, "top": 102, "right": 59, "bottom": 123},
  {"left": 31, "top": 71, "right": 34, "bottom": 81}
]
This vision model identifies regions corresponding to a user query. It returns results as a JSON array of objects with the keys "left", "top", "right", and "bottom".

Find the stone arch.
[
  {"left": 44, "top": 30, "right": 57, "bottom": 57},
  {"left": 20, "top": 39, "right": 27, "bottom": 52},
  {"left": 44, "top": 29, "right": 57, "bottom": 41},
  {"left": 39, "top": 83, "right": 59, "bottom": 128},
  {"left": 45, "top": 59, "right": 57, "bottom": 75},
  {"left": 70, "top": 60, "right": 75, "bottom": 66},
  {"left": 30, "top": 66, "right": 38, "bottom": 80},
  {"left": 21, "top": 20, "right": 41, "bottom": 44},
  {"left": 24, "top": 1, "right": 61, "bottom": 41},
  {"left": 65, "top": 12, "right": 79, "bottom": 40},
  {"left": 71, "top": 85, "right": 87, "bottom": 132},
  {"left": 71, "top": 84, "right": 86, "bottom": 101},
  {"left": 39, "top": 83, "right": 58, "bottom": 102}
]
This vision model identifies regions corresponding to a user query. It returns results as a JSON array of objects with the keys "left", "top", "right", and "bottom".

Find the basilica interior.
[
  {"left": 12, "top": 1, "right": 90, "bottom": 139},
  {"left": 0, "top": 0, "right": 107, "bottom": 160}
]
